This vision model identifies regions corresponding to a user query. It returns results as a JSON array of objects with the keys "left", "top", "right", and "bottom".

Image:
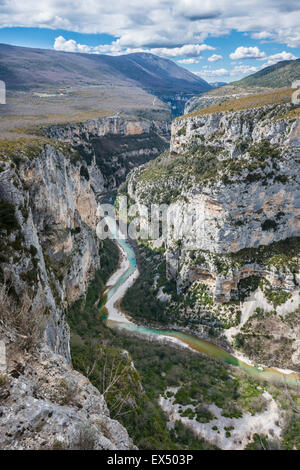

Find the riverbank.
[
  {"left": 103, "top": 223, "right": 300, "bottom": 387},
  {"left": 105, "top": 242, "right": 139, "bottom": 324},
  {"left": 68, "top": 235, "right": 300, "bottom": 450}
]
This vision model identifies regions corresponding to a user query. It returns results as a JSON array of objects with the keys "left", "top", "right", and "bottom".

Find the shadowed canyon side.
[{"left": 44, "top": 116, "right": 171, "bottom": 195}]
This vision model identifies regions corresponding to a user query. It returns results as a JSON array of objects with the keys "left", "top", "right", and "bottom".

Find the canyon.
[
  {"left": 0, "top": 136, "right": 137, "bottom": 449},
  {"left": 127, "top": 92, "right": 300, "bottom": 370},
  {"left": 0, "top": 84, "right": 300, "bottom": 449}
]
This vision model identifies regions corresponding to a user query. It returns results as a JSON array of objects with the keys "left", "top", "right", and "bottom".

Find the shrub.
[
  {"left": 29, "top": 244, "right": 38, "bottom": 257},
  {"left": 0, "top": 201, "right": 19, "bottom": 233},
  {"left": 261, "top": 219, "right": 278, "bottom": 231},
  {"left": 0, "top": 283, "right": 46, "bottom": 351},
  {"left": 80, "top": 165, "right": 89, "bottom": 181},
  {"left": 56, "top": 378, "right": 78, "bottom": 406},
  {"left": 71, "top": 424, "right": 96, "bottom": 450},
  {"left": 177, "top": 127, "right": 186, "bottom": 137},
  {"left": 0, "top": 374, "right": 9, "bottom": 387}
]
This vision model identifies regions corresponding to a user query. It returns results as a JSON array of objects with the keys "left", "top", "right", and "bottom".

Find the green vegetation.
[
  {"left": 68, "top": 238, "right": 272, "bottom": 449},
  {"left": 87, "top": 238, "right": 119, "bottom": 308},
  {"left": 237, "top": 276, "right": 260, "bottom": 301},
  {"left": 263, "top": 287, "right": 292, "bottom": 307},
  {"left": 177, "top": 126, "right": 186, "bottom": 136},
  {"left": 183, "top": 88, "right": 293, "bottom": 118},
  {"left": 135, "top": 140, "right": 284, "bottom": 204},
  {"left": 170, "top": 371, "right": 266, "bottom": 420},
  {"left": 0, "top": 200, "right": 19, "bottom": 233},
  {"left": 248, "top": 140, "right": 280, "bottom": 161},
  {"left": 261, "top": 219, "right": 278, "bottom": 231},
  {"left": 233, "top": 308, "right": 300, "bottom": 370},
  {"left": 121, "top": 234, "right": 298, "bottom": 337},
  {"left": 66, "top": 230, "right": 300, "bottom": 450},
  {"left": 190, "top": 282, "right": 214, "bottom": 306},
  {"left": 232, "top": 59, "right": 300, "bottom": 89},
  {"left": 0, "top": 137, "right": 82, "bottom": 166},
  {"left": 226, "top": 236, "right": 299, "bottom": 274},
  {"left": 68, "top": 239, "right": 217, "bottom": 449},
  {"left": 121, "top": 242, "right": 177, "bottom": 325},
  {"left": 281, "top": 415, "right": 300, "bottom": 450},
  {"left": 245, "top": 433, "right": 275, "bottom": 450},
  {"left": 120, "top": 241, "right": 239, "bottom": 332}
]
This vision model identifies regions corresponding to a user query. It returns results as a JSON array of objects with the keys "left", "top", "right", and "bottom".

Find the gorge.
[{"left": 0, "top": 70, "right": 300, "bottom": 450}]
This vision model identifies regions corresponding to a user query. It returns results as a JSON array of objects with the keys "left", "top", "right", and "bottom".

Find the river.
[{"left": 101, "top": 218, "right": 300, "bottom": 387}]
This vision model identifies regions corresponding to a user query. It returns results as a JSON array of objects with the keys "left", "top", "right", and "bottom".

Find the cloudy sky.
[{"left": 0, "top": 0, "right": 300, "bottom": 83}]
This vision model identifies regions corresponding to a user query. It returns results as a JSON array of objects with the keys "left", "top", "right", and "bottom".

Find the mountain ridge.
[
  {"left": 0, "top": 43, "right": 211, "bottom": 96},
  {"left": 232, "top": 58, "right": 300, "bottom": 88}
]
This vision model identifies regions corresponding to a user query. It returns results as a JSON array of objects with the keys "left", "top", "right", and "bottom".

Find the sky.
[{"left": 0, "top": 1, "right": 300, "bottom": 83}]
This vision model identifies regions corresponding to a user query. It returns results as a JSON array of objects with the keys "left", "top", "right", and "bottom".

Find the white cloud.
[
  {"left": 251, "top": 31, "right": 273, "bottom": 40},
  {"left": 196, "top": 50, "right": 298, "bottom": 82},
  {"left": 54, "top": 36, "right": 92, "bottom": 53},
  {"left": 196, "top": 68, "right": 229, "bottom": 78},
  {"left": 195, "top": 63, "right": 262, "bottom": 81},
  {"left": 149, "top": 44, "right": 215, "bottom": 58},
  {"left": 54, "top": 36, "right": 215, "bottom": 58},
  {"left": 261, "top": 51, "right": 298, "bottom": 66},
  {"left": 177, "top": 58, "right": 200, "bottom": 64},
  {"left": 2, "top": 1, "right": 300, "bottom": 52},
  {"left": 229, "top": 46, "right": 266, "bottom": 60},
  {"left": 208, "top": 54, "right": 222, "bottom": 62},
  {"left": 231, "top": 64, "right": 260, "bottom": 74}
]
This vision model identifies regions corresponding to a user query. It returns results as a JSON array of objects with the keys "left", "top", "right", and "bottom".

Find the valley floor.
[{"left": 68, "top": 237, "right": 300, "bottom": 450}]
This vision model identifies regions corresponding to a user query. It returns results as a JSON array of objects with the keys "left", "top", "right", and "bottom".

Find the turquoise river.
[{"left": 101, "top": 222, "right": 300, "bottom": 387}]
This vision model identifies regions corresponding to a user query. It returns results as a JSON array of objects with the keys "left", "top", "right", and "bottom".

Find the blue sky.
[{"left": 0, "top": 1, "right": 300, "bottom": 83}]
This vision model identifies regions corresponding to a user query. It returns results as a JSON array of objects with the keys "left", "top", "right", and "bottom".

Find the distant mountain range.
[
  {"left": 0, "top": 43, "right": 211, "bottom": 109},
  {"left": 209, "top": 81, "right": 227, "bottom": 88},
  {"left": 232, "top": 58, "right": 300, "bottom": 88}
]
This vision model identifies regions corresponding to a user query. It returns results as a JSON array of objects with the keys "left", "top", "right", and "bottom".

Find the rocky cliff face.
[
  {"left": 0, "top": 139, "right": 134, "bottom": 449},
  {"left": 45, "top": 116, "right": 170, "bottom": 195},
  {"left": 127, "top": 100, "right": 300, "bottom": 368},
  {"left": 129, "top": 103, "right": 300, "bottom": 299},
  {"left": 160, "top": 93, "right": 197, "bottom": 117},
  {"left": 0, "top": 143, "right": 99, "bottom": 357}
]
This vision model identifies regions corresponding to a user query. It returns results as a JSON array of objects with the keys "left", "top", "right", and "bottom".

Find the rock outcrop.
[
  {"left": 0, "top": 344, "right": 135, "bottom": 450},
  {"left": 129, "top": 102, "right": 300, "bottom": 302},
  {"left": 127, "top": 99, "right": 300, "bottom": 367},
  {"left": 45, "top": 116, "right": 170, "bottom": 195},
  {"left": 0, "top": 139, "right": 134, "bottom": 449}
]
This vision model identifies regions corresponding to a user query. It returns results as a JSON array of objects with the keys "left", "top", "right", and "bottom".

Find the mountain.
[
  {"left": 0, "top": 43, "right": 211, "bottom": 115},
  {"left": 232, "top": 58, "right": 300, "bottom": 88},
  {"left": 183, "top": 60, "right": 300, "bottom": 115}
]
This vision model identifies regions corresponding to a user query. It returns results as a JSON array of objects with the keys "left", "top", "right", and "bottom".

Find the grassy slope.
[
  {"left": 184, "top": 88, "right": 294, "bottom": 118},
  {"left": 232, "top": 59, "right": 300, "bottom": 89}
]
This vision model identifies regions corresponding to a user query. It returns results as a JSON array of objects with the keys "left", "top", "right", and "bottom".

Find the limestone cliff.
[
  {"left": 45, "top": 116, "right": 170, "bottom": 195},
  {"left": 127, "top": 99, "right": 300, "bottom": 369},
  {"left": 0, "top": 139, "right": 134, "bottom": 449}
]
